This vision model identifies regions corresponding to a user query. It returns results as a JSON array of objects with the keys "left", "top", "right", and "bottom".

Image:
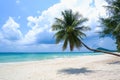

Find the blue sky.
[{"left": 0, "top": 0, "right": 116, "bottom": 52}]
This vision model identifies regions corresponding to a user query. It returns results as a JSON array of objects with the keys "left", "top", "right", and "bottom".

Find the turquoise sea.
[{"left": 0, "top": 52, "right": 102, "bottom": 63}]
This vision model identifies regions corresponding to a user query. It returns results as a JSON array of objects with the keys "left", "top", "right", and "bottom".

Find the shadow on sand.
[
  {"left": 108, "top": 61, "right": 120, "bottom": 64},
  {"left": 58, "top": 67, "right": 95, "bottom": 75}
]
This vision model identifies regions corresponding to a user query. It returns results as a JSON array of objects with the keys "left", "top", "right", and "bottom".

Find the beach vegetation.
[
  {"left": 52, "top": 9, "right": 90, "bottom": 51},
  {"left": 99, "top": 0, "right": 120, "bottom": 52},
  {"left": 52, "top": 9, "right": 120, "bottom": 57}
]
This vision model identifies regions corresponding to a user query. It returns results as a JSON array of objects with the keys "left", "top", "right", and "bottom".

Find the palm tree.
[
  {"left": 52, "top": 9, "right": 89, "bottom": 51},
  {"left": 100, "top": 0, "right": 120, "bottom": 51},
  {"left": 52, "top": 9, "right": 120, "bottom": 57}
]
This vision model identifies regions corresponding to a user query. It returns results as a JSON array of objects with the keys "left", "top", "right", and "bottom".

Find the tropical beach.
[
  {"left": 0, "top": 0, "right": 120, "bottom": 80},
  {"left": 0, "top": 54, "right": 120, "bottom": 80}
]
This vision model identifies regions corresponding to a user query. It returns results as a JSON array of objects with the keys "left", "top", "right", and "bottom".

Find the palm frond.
[
  {"left": 104, "top": 5, "right": 120, "bottom": 11},
  {"left": 62, "top": 38, "right": 68, "bottom": 51},
  {"left": 114, "top": 22, "right": 120, "bottom": 32},
  {"left": 73, "top": 30, "right": 86, "bottom": 39},
  {"left": 55, "top": 18, "right": 65, "bottom": 25},
  {"left": 75, "top": 26, "right": 90, "bottom": 31},
  {"left": 72, "top": 18, "right": 88, "bottom": 28},
  {"left": 52, "top": 24, "right": 64, "bottom": 31},
  {"left": 68, "top": 34, "right": 74, "bottom": 51},
  {"left": 74, "top": 36, "right": 82, "bottom": 49},
  {"left": 52, "top": 9, "right": 89, "bottom": 51},
  {"left": 54, "top": 30, "right": 65, "bottom": 44}
]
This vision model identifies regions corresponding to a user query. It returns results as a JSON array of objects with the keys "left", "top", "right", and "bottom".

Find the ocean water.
[{"left": 0, "top": 52, "right": 102, "bottom": 63}]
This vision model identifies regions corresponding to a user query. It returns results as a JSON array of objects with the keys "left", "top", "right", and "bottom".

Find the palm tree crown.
[
  {"left": 51, "top": 9, "right": 120, "bottom": 57},
  {"left": 100, "top": 0, "right": 120, "bottom": 51},
  {"left": 52, "top": 9, "right": 90, "bottom": 51}
]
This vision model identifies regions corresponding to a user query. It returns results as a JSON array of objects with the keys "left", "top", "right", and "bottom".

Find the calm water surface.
[{"left": 0, "top": 52, "right": 102, "bottom": 63}]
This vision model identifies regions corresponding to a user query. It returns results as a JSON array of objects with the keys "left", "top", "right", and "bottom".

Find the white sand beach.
[{"left": 0, "top": 54, "right": 120, "bottom": 80}]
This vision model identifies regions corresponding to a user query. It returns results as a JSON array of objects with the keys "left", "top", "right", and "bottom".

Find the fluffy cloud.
[
  {"left": 20, "top": 16, "right": 53, "bottom": 45},
  {"left": 23, "top": 0, "right": 107, "bottom": 45},
  {"left": 1, "top": 17, "right": 22, "bottom": 41},
  {"left": 0, "top": 0, "right": 115, "bottom": 52},
  {"left": 0, "top": 17, "right": 23, "bottom": 51}
]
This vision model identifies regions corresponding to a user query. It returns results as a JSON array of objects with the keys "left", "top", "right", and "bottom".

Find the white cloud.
[
  {"left": 0, "top": 0, "right": 111, "bottom": 52},
  {"left": 94, "top": 27, "right": 102, "bottom": 33},
  {"left": 1, "top": 17, "right": 22, "bottom": 41},
  {"left": 20, "top": 28, "right": 42, "bottom": 45},
  {"left": 20, "top": 0, "right": 107, "bottom": 47}
]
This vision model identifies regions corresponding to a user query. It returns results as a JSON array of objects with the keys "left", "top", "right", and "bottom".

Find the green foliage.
[
  {"left": 52, "top": 9, "right": 90, "bottom": 51},
  {"left": 100, "top": 0, "right": 120, "bottom": 51}
]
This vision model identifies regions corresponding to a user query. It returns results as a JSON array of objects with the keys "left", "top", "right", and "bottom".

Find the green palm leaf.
[
  {"left": 52, "top": 9, "right": 90, "bottom": 51},
  {"left": 100, "top": 0, "right": 120, "bottom": 51}
]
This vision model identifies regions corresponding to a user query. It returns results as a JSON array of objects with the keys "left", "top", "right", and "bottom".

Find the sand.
[{"left": 0, "top": 54, "right": 120, "bottom": 80}]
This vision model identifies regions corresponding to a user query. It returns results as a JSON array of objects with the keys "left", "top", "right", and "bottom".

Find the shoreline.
[
  {"left": 0, "top": 52, "right": 104, "bottom": 64},
  {"left": 0, "top": 54, "right": 104, "bottom": 64},
  {"left": 0, "top": 54, "right": 120, "bottom": 80}
]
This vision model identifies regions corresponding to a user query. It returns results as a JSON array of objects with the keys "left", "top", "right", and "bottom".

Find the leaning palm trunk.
[
  {"left": 81, "top": 41, "right": 120, "bottom": 57},
  {"left": 116, "top": 36, "right": 120, "bottom": 52}
]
